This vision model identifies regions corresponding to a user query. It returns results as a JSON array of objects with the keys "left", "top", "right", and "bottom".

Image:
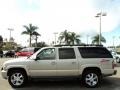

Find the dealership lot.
[{"left": 0, "top": 58, "right": 120, "bottom": 90}]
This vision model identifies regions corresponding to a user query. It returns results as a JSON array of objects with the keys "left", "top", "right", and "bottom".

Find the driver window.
[{"left": 37, "top": 48, "right": 55, "bottom": 60}]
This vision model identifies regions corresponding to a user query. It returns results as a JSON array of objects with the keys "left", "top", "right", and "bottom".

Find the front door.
[{"left": 29, "top": 48, "right": 57, "bottom": 77}]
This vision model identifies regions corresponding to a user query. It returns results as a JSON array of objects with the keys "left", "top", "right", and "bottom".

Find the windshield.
[{"left": 28, "top": 48, "right": 41, "bottom": 60}]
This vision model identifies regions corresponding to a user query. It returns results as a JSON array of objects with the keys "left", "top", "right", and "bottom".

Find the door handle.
[
  {"left": 51, "top": 61, "right": 56, "bottom": 65},
  {"left": 72, "top": 62, "right": 76, "bottom": 64}
]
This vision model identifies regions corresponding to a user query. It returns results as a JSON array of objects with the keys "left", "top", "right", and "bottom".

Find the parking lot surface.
[{"left": 0, "top": 58, "right": 120, "bottom": 90}]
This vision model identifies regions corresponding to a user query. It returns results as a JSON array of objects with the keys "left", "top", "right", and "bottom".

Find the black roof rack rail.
[{"left": 54, "top": 44, "right": 103, "bottom": 47}]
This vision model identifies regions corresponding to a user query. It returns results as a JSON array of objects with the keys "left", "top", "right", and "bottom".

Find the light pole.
[
  {"left": 95, "top": 12, "right": 107, "bottom": 45},
  {"left": 113, "top": 36, "right": 115, "bottom": 49},
  {"left": 119, "top": 36, "right": 120, "bottom": 46},
  {"left": 86, "top": 34, "right": 89, "bottom": 45},
  {"left": 53, "top": 32, "right": 58, "bottom": 45},
  {"left": 8, "top": 28, "right": 14, "bottom": 42}
]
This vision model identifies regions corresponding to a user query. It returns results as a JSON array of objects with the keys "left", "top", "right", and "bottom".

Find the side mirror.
[{"left": 34, "top": 56, "right": 40, "bottom": 61}]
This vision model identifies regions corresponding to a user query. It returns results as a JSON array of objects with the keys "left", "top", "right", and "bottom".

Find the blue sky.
[{"left": 0, "top": 0, "right": 120, "bottom": 46}]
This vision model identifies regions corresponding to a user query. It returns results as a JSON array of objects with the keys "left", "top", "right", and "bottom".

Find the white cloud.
[{"left": 0, "top": 0, "right": 120, "bottom": 46}]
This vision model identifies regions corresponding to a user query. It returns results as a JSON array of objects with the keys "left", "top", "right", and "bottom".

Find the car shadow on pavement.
[{"left": 12, "top": 77, "right": 120, "bottom": 90}]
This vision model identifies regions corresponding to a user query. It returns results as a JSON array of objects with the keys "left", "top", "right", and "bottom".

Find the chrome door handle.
[
  {"left": 72, "top": 62, "right": 76, "bottom": 64},
  {"left": 51, "top": 62, "right": 56, "bottom": 65}
]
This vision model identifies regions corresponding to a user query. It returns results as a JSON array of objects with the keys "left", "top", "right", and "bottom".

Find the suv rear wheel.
[
  {"left": 82, "top": 70, "right": 101, "bottom": 88},
  {"left": 116, "top": 57, "right": 120, "bottom": 63},
  {"left": 8, "top": 70, "right": 27, "bottom": 88}
]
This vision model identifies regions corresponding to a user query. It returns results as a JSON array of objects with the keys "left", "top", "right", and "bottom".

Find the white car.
[{"left": 111, "top": 51, "right": 120, "bottom": 63}]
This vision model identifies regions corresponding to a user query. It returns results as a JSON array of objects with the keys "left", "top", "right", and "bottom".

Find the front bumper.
[{"left": 1, "top": 70, "right": 7, "bottom": 79}]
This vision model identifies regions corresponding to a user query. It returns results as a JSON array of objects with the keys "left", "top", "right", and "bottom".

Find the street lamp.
[
  {"left": 8, "top": 28, "right": 14, "bottom": 42},
  {"left": 113, "top": 36, "right": 115, "bottom": 49},
  {"left": 53, "top": 32, "right": 58, "bottom": 45},
  {"left": 95, "top": 12, "right": 107, "bottom": 45},
  {"left": 86, "top": 34, "right": 89, "bottom": 45}
]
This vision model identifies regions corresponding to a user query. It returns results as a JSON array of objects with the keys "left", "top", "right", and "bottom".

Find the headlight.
[{"left": 1, "top": 65, "right": 7, "bottom": 71}]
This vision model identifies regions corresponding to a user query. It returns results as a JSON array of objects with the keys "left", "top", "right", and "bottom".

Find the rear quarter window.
[{"left": 78, "top": 47, "right": 113, "bottom": 58}]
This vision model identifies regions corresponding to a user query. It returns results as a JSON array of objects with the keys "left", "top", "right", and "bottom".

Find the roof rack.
[{"left": 54, "top": 44, "right": 103, "bottom": 47}]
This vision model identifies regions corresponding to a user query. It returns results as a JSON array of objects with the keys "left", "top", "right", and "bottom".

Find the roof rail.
[{"left": 54, "top": 44, "right": 103, "bottom": 47}]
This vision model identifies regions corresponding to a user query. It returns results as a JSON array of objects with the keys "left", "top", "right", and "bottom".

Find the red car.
[{"left": 15, "top": 47, "right": 40, "bottom": 57}]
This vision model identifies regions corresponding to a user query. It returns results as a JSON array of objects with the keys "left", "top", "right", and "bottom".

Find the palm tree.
[
  {"left": 33, "top": 31, "right": 41, "bottom": 47},
  {"left": 69, "top": 32, "right": 81, "bottom": 45},
  {"left": 22, "top": 24, "right": 39, "bottom": 47},
  {"left": 0, "top": 35, "right": 3, "bottom": 48},
  {"left": 59, "top": 30, "right": 71, "bottom": 45},
  {"left": 32, "top": 42, "right": 48, "bottom": 47},
  {"left": 92, "top": 34, "right": 106, "bottom": 45}
]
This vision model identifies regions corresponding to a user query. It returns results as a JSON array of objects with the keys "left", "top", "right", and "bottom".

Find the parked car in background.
[
  {"left": 0, "top": 50, "right": 3, "bottom": 58},
  {"left": 4, "top": 50, "right": 15, "bottom": 57},
  {"left": 111, "top": 51, "right": 120, "bottom": 63},
  {"left": 15, "top": 47, "right": 41, "bottom": 57}
]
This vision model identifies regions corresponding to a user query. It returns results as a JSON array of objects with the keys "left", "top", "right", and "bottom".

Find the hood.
[{"left": 3, "top": 57, "right": 28, "bottom": 66}]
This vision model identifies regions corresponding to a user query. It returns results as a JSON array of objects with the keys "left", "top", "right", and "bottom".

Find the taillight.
[
  {"left": 100, "top": 59, "right": 110, "bottom": 63},
  {"left": 112, "top": 61, "right": 117, "bottom": 69}
]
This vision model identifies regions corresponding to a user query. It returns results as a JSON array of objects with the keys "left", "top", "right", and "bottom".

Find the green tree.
[
  {"left": 59, "top": 30, "right": 71, "bottom": 45},
  {"left": 22, "top": 24, "right": 39, "bottom": 47},
  {"left": 69, "top": 32, "right": 81, "bottom": 45},
  {"left": 32, "top": 42, "right": 48, "bottom": 47},
  {"left": 92, "top": 34, "right": 106, "bottom": 45},
  {"left": 2, "top": 42, "right": 17, "bottom": 50},
  {"left": 58, "top": 30, "right": 81, "bottom": 45},
  {"left": 0, "top": 35, "right": 3, "bottom": 49},
  {"left": 33, "top": 31, "right": 41, "bottom": 47}
]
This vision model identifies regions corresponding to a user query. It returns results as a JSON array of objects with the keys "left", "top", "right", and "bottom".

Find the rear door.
[{"left": 56, "top": 48, "right": 79, "bottom": 76}]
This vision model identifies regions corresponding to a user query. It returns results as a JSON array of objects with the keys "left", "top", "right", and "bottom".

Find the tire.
[
  {"left": 82, "top": 70, "right": 101, "bottom": 88},
  {"left": 8, "top": 70, "right": 27, "bottom": 88},
  {"left": 116, "top": 57, "right": 120, "bottom": 63}
]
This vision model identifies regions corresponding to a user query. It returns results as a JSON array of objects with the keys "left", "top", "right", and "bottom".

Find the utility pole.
[
  {"left": 113, "top": 36, "right": 115, "bottom": 50},
  {"left": 53, "top": 32, "right": 58, "bottom": 45},
  {"left": 8, "top": 28, "right": 14, "bottom": 42},
  {"left": 86, "top": 35, "right": 89, "bottom": 45}
]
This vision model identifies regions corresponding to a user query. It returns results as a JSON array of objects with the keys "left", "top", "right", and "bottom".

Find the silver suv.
[{"left": 1, "top": 45, "right": 117, "bottom": 88}]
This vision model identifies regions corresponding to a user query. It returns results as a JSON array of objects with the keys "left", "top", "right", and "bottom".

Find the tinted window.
[
  {"left": 59, "top": 48, "right": 76, "bottom": 59},
  {"left": 37, "top": 48, "right": 55, "bottom": 60},
  {"left": 78, "top": 47, "right": 113, "bottom": 58}
]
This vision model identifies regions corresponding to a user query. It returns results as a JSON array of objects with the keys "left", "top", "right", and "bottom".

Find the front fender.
[{"left": 6, "top": 65, "right": 30, "bottom": 76}]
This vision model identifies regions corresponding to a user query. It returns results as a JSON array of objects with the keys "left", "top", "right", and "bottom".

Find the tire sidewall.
[
  {"left": 82, "top": 70, "right": 101, "bottom": 88},
  {"left": 8, "top": 70, "right": 27, "bottom": 88}
]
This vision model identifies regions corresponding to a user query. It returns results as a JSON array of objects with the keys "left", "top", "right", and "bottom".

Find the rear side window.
[
  {"left": 59, "top": 48, "right": 76, "bottom": 59},
  {"left": 78, "top": 47, "right": 113, "bottom": 58}
]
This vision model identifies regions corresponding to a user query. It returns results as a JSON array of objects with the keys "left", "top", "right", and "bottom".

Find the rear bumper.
[{"left": 103, "top": 70, "right": 117, "bottom": 77}]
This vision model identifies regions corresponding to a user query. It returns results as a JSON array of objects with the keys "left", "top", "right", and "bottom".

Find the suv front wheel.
[
  {"left": 8, "top": 70, "right": 27, "bottom": 88},
  {"left": 82, "top": 70, "right": 101, "bottom": 88}
]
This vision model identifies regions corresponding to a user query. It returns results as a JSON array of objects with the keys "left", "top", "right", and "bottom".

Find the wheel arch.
[
  {"left": 82, "top": 67, "right": 102, "bottom": 76},
  {"left": 7, "top": 67, "right": 28, "bottom": 77}
]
